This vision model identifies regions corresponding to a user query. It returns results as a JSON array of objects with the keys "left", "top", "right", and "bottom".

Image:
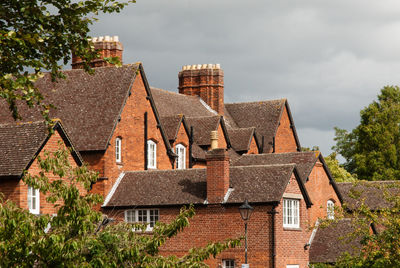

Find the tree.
[
  {"left": 333, "top": 86, "right": 400, "bottom": 181},
  {"left": 0, "top": 145, "right": 240, "bottom": 267},
  {"left": 1, "top": 0, "right": 132, "bottom": 121},
  {"left": 324, "top": 152, "right": 357, "bottom": 183}
]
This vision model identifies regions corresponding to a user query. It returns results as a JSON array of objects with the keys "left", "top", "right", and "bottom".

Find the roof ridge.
[
  {"left": 225, "top": 99, "right": 286, "bottom": 106},
  {"left": 0, "top": 120, "right": 46, "bottom": 127},
  {"left": 124, "top": 168, "right": 206, "bottom": 175}
]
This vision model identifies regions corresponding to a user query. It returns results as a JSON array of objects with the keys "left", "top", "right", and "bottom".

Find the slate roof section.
[
  {"left": 151, "top": 88, "right": 215, "bottom": 118},
  {"left": 0, "top": 64, "right": 140, "bottom": 151},
  {"left": 225, "top": 100, "right": 285, "bottom": 152},
  {"left": 185, "top": 116, "right": 221, "bottom": 146},
  {"left": 227, "top": 127, "right": 256, "bottom": 152},
  {"left": 309, "top": 218, "right": 362, "bottom": 263},
  {"left": 232, "top": 152, "right": 318, "bottom": 183},
  {"left": 103, "top": 164, "right": 310, "bottom": 207},
  {"left": 0, "top": 120, "right": 82, "bottom": 177},
  {"left": 338, "top": 181, "right": 400, "bottom": 211},
  {"left": 159, "top": 115, "right": 185, "bottom": 141}
]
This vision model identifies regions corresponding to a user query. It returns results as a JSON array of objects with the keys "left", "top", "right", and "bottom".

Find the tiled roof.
[
  {"left": 225, "top": 100, "right": 286, "bottom": 152},
  {"left": 159, "top": 115, "right": 184, "bottom": 141},
  {"left": 185, "top": 116, "right": 221, "bottom": 146},
  {"left": 0, "top": 64, "right": 139, "bottom": 151},
  {"left": 0, "top": 121, "right": 49, "bottom": 176},
  {"left": 150, "top": 88, "right": 215, "bottom": 118},
  {"left": 104, "top": 164, "right": 297, "bottom": 207},
  {"left": 227, "top": 127, "right": 256, "bottom": 152},
  {"left": 310, "top": 218, "right": 362, "bottom": 263},
  {"left": 338, "top": 181, "right": 400, "bottom": 211},
  {"left": 232, "top": 152, "right": 318, "bottom": 183}
]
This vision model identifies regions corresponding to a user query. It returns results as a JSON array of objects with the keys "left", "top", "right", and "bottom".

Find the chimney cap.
[{"left": 181, "top": 63, "right": 222, "bottom": 71}]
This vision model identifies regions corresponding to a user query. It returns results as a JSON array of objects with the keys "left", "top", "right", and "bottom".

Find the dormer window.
[
  {"left": 327, "top": 200, "right": 335, "bottom": 219},
  {"left": 28, "top": 186, "right": 40, "bottom": 214},
  {"left": 147, "top": 140, "right": 157, "bottom": 169},
  {"left": 175, "top": 144, "right": 186, "bottom": 169},
  {"left": 115, "top": 137, "right": 122, "bottom": 163}
]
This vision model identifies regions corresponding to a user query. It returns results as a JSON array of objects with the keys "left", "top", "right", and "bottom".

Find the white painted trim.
[
  {"left": 102, "top": 172, "right": 125, "bottom": 207},
  {"left": 283, "top": 193, "right": 303, "bottom": 199},
  {"left": 223, "top": 188, "right": 234, "bottom": 203},
  {"left": 199, "top": 98, "right": 218, "bottom": 115},
  {"left": 308, "top": 220, "right": 320, "bottom": 246}
]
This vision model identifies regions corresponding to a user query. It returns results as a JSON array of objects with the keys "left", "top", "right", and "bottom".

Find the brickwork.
[
  {"left": 92, "top": 71, "right": 173, "bottom": 197},
  {"left": 275, "top": 105, "right": 298, "bottom": 153},
  {"left": 0, "top": 130, "right": 84, "bottom": 215},
  {"left": 275, "top": 173, "right": 310, "bottom": 268},
  {"left": 206, "top": 149, "right": 230, "bottom": 204},
  {"left": 178, "top": 66, "right": 224, "bottom": 115},
  {"left": 306, "top": 161, "right": 341, "bottom": 224},
  {"left": 246, "top": 136, "right": 259, "bottom": 154}
]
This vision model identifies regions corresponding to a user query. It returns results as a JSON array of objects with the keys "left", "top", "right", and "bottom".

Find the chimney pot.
[
  {"left": 113, "top": 35, "right": 119, "bottom": 42},
  {"left": 104, "top": 35, "right": 110, "bottom": 41},
  {"left": 210, "top": 131, "right": 218, "bottom": 150},
  {"left": 98, "top": 36, "right": 104, "bottom": 41},
  {"left": 92, "top": 37, "right": 97, "bottom": 42},
  {"left": 202, "top": 64, "right": 207, "bottom": 69}
]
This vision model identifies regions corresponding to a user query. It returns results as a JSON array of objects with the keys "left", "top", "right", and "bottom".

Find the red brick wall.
[
  {"left": 275, "top": 105, "right": 298, "bottom": 153},
  {"left": 0, "top": 130, "right": 84, "bottom": 215},
  {"left": 246, "top": 136, "right": 259, "bottom": 154},
  {"left": 104, "top": 204, "right": 275, "bottom": 268},
  {"left": 91, "top": 72, "right": 173, "bottom": 197},
  {"left": 305, "top": 161, "right": 341, "bottom": 224},
  {"left": 275, "top": 173, "right": 310, "bottom": 267}
]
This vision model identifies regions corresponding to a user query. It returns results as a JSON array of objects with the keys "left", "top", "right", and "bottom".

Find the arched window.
[
  {"left": 327, "top": 200, "right": 335, "bottom": 219},
  {"left": 175, "top": 144, "right": 186, "bottom": 169},
  {"left": 115, "top": 137, "right": 122, "bottom": 163},
  {"left": 147, "top": 140, "right": 157, "bottom": 169}
]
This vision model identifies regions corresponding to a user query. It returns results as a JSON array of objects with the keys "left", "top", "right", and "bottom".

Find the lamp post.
[{"left": 239, "top": 199, "right": 254, "bottom": 267}]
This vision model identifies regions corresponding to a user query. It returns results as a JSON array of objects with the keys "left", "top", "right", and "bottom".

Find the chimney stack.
[
  {"left": 206, "top": 148, "right": 230, "bottom": 204},
  {"left": 178, "top": 64, "right": 224, "bottom": 115},
  {"left": 72, "top": 35, "right": 123, "bottom": 69}
]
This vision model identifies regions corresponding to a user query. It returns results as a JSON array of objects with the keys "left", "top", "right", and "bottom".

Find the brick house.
[
  {"left": 0, "top": 120, "right": 83, "bottom": 215},
  {"left": 0, "top": 36, "right": 345, "bottom": 267}
]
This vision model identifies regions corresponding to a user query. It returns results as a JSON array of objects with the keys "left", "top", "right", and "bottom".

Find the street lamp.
[{"left": 239, "top": 199, "right": 254, "bottom": 266}]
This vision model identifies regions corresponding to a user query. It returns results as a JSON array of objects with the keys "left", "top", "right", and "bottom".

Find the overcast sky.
[{"left": 89, "top": 0, "right": 400, "bottom": 157}]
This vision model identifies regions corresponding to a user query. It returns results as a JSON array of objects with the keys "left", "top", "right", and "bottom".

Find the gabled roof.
[
  {"left": 185, "top": 116, "right": 221, "bottom": 146},
  {"left": 225, "top": 99, "right": 301, "bottom": 153},
  {"left": 0, "top": 120, "right": 82, "bottom": 177},
  {"left": 227, "top": 127, "right": 257, "bottom": 152},
  {"left": 159, "top": 115, "right": 186, "bottom": 141},
  {"left": 232, "top": 152, "right": 318, "bottom": 183},
  {"left": 0, "top": 65, "right": 139, "bottom": 151},
  {"left": 338, "top": 181, "right": 400, "bottom": 211},
  {"left": 309, "top": 218, "right": 363, "bottom": 264},
  {"left": 103, "top": 164, "right": 311, "bottom": 207}
]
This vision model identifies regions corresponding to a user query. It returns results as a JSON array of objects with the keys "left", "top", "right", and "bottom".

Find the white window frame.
[
  {"left": 283, "top": 198, "right": 300, "bottom": 228},
  {"left": 286, "top": 265, "right": 299, "bottom": 268},
  {"left": 124, "top": 209, "right": 159, "bottom": 232},
  {"left": 115, "top": 137, "right": 122, "bottom": 163},
  {"left": 327, "top": 200, "right": 335, "bottom": 219},
  {"left": 175, "top": 144, "right": 186, "bottom": 169},
  {"left": 147, "top": 140, "right": 157, "bottom": 169},
  {"left": 223, "top": 259, "right": 235, "bottom": 268},
  {"left": 28, "top": 186, "right": 40, "bottom": 214}
]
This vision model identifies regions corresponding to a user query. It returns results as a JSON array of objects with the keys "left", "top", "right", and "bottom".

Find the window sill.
[{"left": 283, "top": 227, "right": 302, "bottom": 231}]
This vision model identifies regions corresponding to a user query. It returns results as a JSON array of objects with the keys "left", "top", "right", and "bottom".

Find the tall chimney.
[
  {"left": 72, "top": 35, "right": 123, "bottom": 69},
  {"left": 206, "top": 148, "right": 230, "bottom": 204},
  {"left": 178, "top": 64, "right": 224, "bottom": 115}
]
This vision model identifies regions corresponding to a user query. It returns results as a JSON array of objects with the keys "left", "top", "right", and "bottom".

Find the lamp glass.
[{"left": 239, "top": 200, "right": 254, "bottom": 221}]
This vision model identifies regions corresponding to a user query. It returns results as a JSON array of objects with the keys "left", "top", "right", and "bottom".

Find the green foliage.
[
  {"left": 0, "top": 145, "right": 241, "bottom": 267},
  {"left": 0, "top": 0, "right": 134, "bottom": 121},
  {"left": 333, "top": 86, "right": 400, "bottom": 181},
  {"left": 324, "top": 152, "right": 357, "bottom": 182}
]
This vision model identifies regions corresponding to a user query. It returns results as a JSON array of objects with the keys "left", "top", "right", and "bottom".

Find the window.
[
  {"left": 327, "top": 200, "right": 335, "bottom": 219},
  {"left": 115, "top": 137, "right": 122, "bottom": 163},
  {"left": 125, "top": 209, "right": 159, "bottom": 231},
  {"left": 223, "top": 259, "right": 235, "bottom": 268},
  {"left": 286, "top": 265, "right": 299, "bottom": 268},
  {"left": 175, "top": 144, "right": 186, "bottom": 169},
  {"left": 147, "top": 140, "right": 157, "bottom": 169},
  {"left": 28, "top": 186, "right": 40, "bottom": 214},
  {"left": 283, "top": 198, "right": 299, "bottom": 228}
]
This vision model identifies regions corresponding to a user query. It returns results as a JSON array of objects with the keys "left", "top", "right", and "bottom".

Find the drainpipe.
[
  {"left": 189, "top": 126, "right": 194, "bottom": 168},
  {"left": 268, "top": 204, "right": 278, "bottom": 268},
  {"left": 144, "top": 112, "right": 148, "bottom": 170}
]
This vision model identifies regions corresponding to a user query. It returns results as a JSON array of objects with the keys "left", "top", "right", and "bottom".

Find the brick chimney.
[
  {"left": 206, "top": 147, "right": 230, "bottom": 204},
  {"left": 178, "top": 64, "right": 224, "bottom": 115},
  {"left": 72, "top": 35, "right": 123, "bottom": 69}
]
